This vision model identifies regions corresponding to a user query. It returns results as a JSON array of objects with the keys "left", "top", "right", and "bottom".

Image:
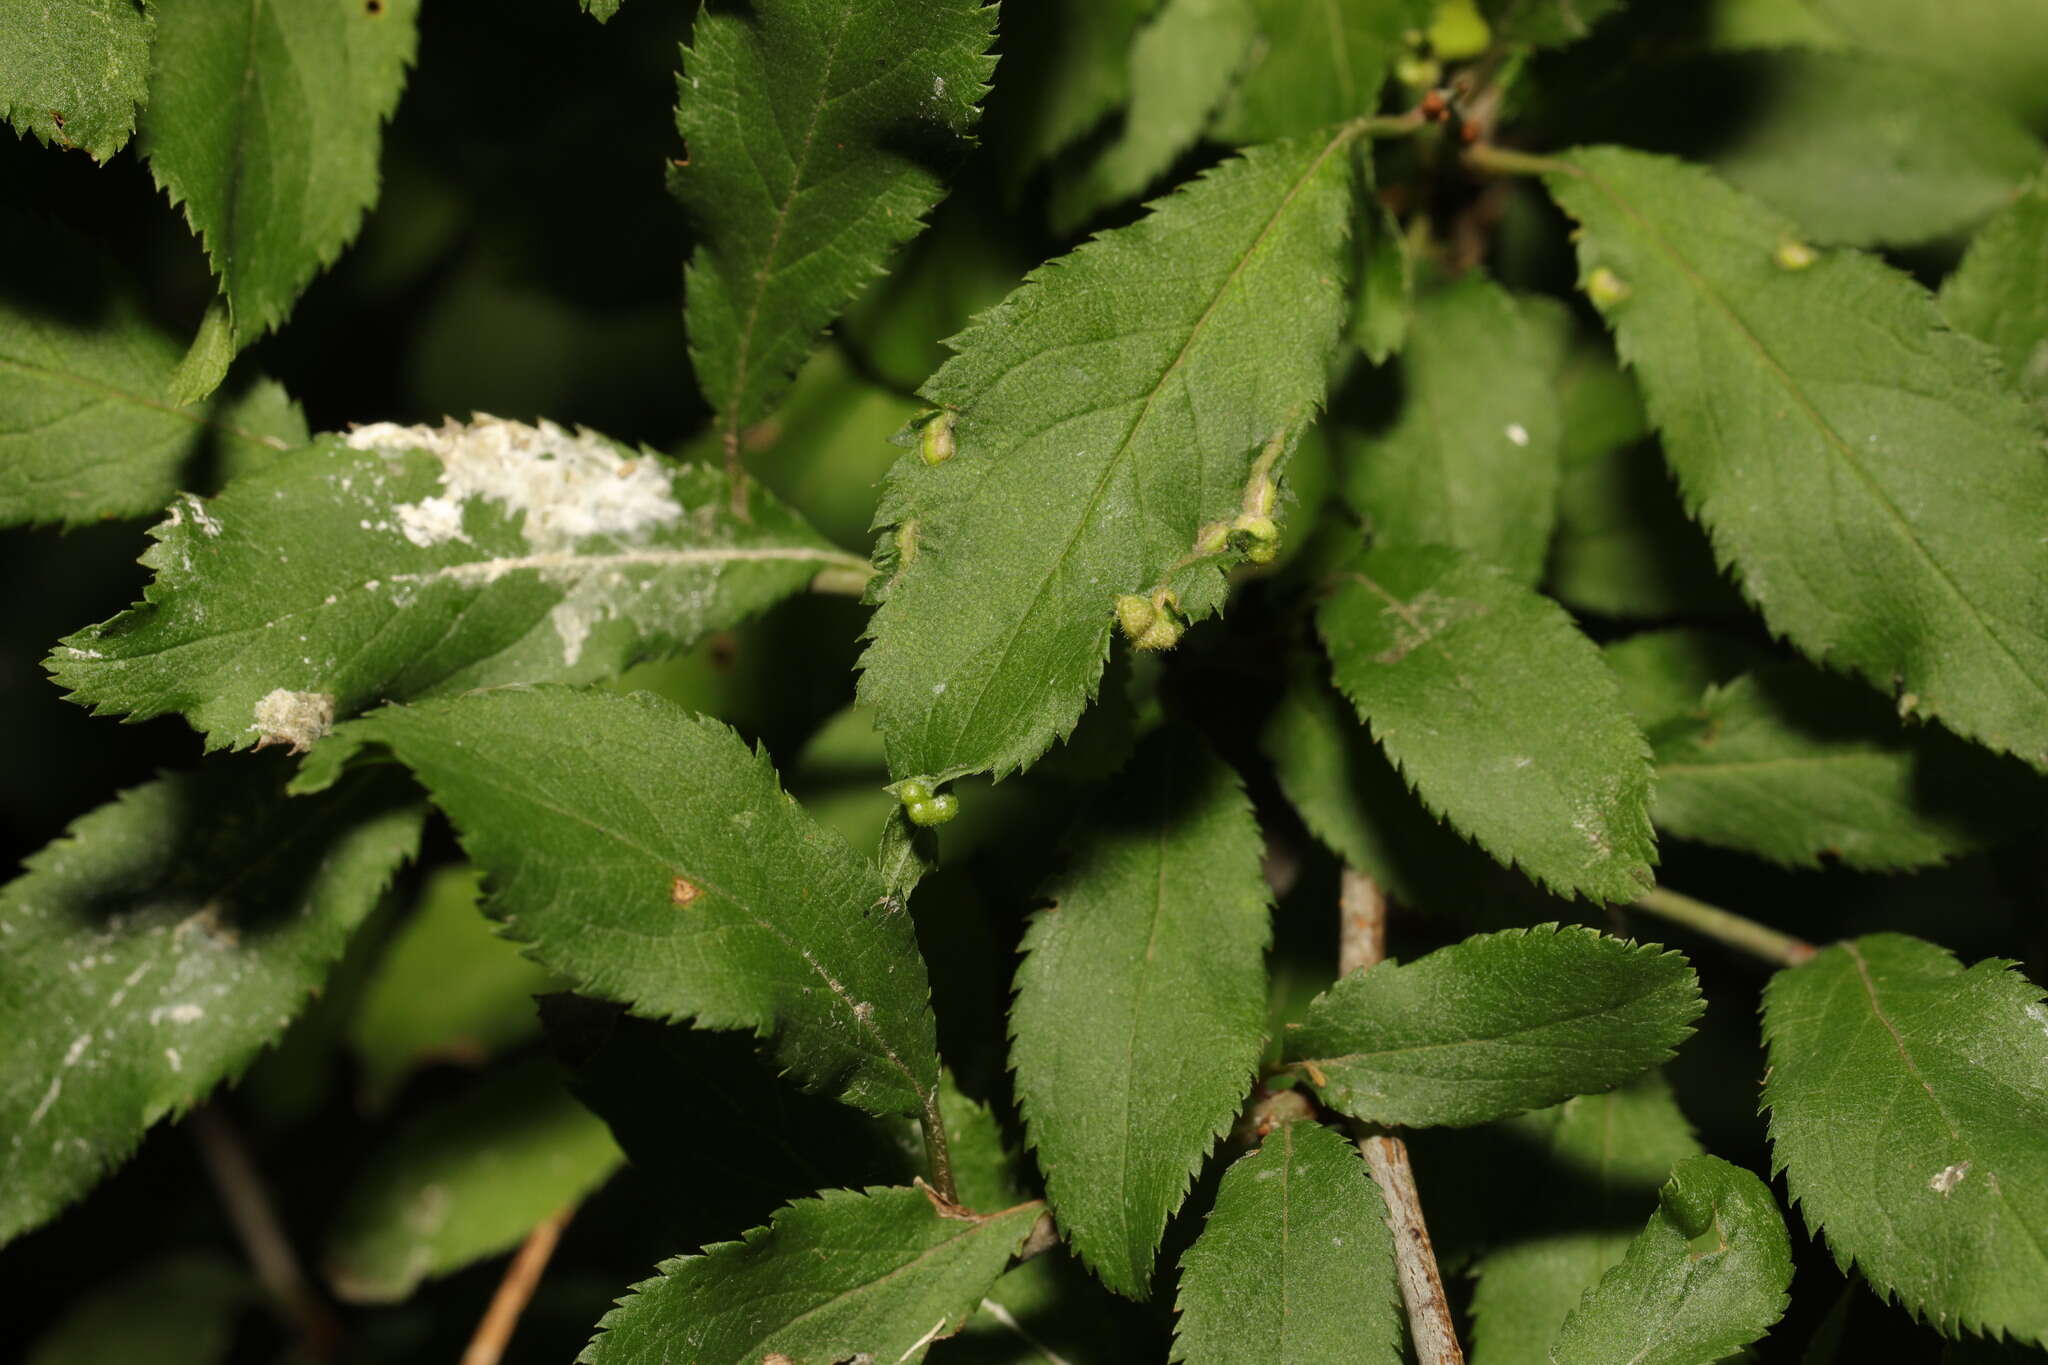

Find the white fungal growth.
[
  {"left": 250, "top": 688, "right": 336, "bottom": 754},
  {"left": 1929, "top": 1161, "right": 1971, "bottom": 1196},
  {"left": 346, "top": 416, "right": 682, "bottom": 554}
]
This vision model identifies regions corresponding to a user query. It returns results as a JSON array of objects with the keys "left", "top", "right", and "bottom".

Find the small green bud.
[
  {"left": 1585, "top": 266, "right": 1632, "bottom": 310},
  {"left": 906, "top": 793, "right": 959, "bottom": 826},
  {"left": 914, "top": 408, "right": 957, "bottom": 466},
  {"left": 1773, "top": 237, "right": 1818, "bottom": 271},
  {"left": 1395, "top": 53, "right": 1442, "bottom": 89}
]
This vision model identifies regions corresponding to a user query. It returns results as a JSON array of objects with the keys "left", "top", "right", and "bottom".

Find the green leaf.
[
  {"left": 1050, "top": 0, "right": 1256, "bottom": 230},
  {"left": 1469, "top": 1075, "right": 1705, "bottom": 1365},
  {"left": 1941, "top": 172, "right": 2048, "bottom": 419},
  {"left": 0, "top": 0, "right": 152, "bottom": 161},
  {"left": 51, "top": 418, "right": 863, "bottom": 751},
  {"left": 1648, "top": 663, "right": 2045, "bottom": 871},
  {"left": 1478, "top": 0, "right": 1625, "bottom": 48},
  {"left": 1011, "top": 732, "right": 1270, "bottom": 1298},
  {"left": 25, "top": 1254, "right": 248, "bottom": 1365},
  {"left": 1318, "top": 543, "right": 1658, "bottom": 902},
  {"left": 1351, "top": 196, "right": 1414, "bottom": 365},
  {"left": 674, "top": 0, "right": 995, "bottom": 452},
  {"left": 324, "top": 1055, "right": 621, "bottom": 1303},
  {"left": 1799, "top": 0, "right": 2048, "bottom": 129},
  {"left": 347, "top": 864, "right": 558, "bottom": 1108},
  {"left": 1548, "top": 1155, "right": 1793, "bottom": 1364},
  {"left": 940, "top": 1249, "right": 1158, "bottom": 1364},
  {"left": 1209, "top": 0, "right": 1431, "bottom": 143},
  {"left": 580, "top": 1186, "right": 1045, "bottom": 1365},
  {"left": 139, "top": 0, "right": 420, "bottom": 357},
  {"left": 1287, "top": 925, "right": 1702, "bottom": 1128},
  {"left": 860, "top": 130, "right": 1363, "bottom": 785},
  {"left": 0, "top": 213, "right": 299, "bottom": 528},
  {"left": 1762, "top": 934, "right": 2048, "bottom": 1345},
  {"left": 1338, "top": 277, "right": 1562, "bottom": 583},
  {"left": 1171, "top": 1119, "right": 1402, "bottom": 1364},
  {"left": 1548, "top": 146, "right": 2048, "bottom": 771},
  {"left": 302, "top": 687, "right": 943, "bottom": 1120},
  {"left": 0, "top": 763, "right": 423, "bottom": 1247},
  {"left": 581, "top": 0, "right": 624, "bottom": 19}
]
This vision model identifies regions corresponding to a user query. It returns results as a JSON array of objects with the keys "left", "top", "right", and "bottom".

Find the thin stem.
[
  {"left": 1631, "top": 887, "right": 1818, "bottom": 969},
  {"left": 460, "top": 1205, "right": 576, "bottom": 1365},
  {"left": 1336, "top": 869, "right": 1464, "bottom": 1365},
  {"left": 189, "top": 1105, "right": 340, "bottom": 1360},
  {"left": 1353, "top": 107, "right": 1429, "bottom": 140},
  {"left": 1462, "top": 143, "right": 1574, "bottom": 179},
  {"left": 920, "top": 1093, "right": 959, "bottom": 1205}
]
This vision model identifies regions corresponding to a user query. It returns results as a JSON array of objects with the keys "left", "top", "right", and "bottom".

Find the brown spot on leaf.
[{"left": 670, "top": 875, "right": 701, "bottom": 907}]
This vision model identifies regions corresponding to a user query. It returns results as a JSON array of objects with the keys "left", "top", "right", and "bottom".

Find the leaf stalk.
[{"left": 1631, "top": 886, "right": 1818, "bottom": 969}]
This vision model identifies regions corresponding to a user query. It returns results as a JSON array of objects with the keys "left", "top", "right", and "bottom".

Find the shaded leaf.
[
  {"left": 674, "top": 0, "right": 995, "bottom": 451},
  {"left": 1339, "top": 276, "right": 1562, "bottom": 583},
  {"left": 1051, "top": 0, "right": 1255, "bottom": 230},
  {"left": 1470, "top": 1075, "right": 1704, "bottom": 1365},
  {"left": 860, "top": 130, "right": 1361, "bottom": 784},
  {"left": 140, "top": 0, "right": 420, "bottom": 357},
  {"left": 51, "top": 418, "right": 863, "bottom": 751},
  {"left": 299, "top": 687, "right": 943, "bottom": 1120},
  {"left": 1762, "top": 934, "right": 2048, "bottom": 1345},
  {"left": 1600, "top": 629, "right": 1772, "bottom": 730},
  {"left": 1546, "top": 146, "right": 2048, "bottom": 770},
  {"left": 1287, "top": 924, "right": 1702, "bottom": 1128},
  {"left": 1941, "top": 172, "right": 2048, "bottom": 419},
  {"left": 0, "top": 763, "right": 423, "bottom": 1247},
  {"left": 1011, "top": 731, "right": 1270, "bottom": 1298},
  {"left": 1209, "top": 0, "right": 1430, "bottom": 143},
  {"left": 580, "top": 1185, "right": 1044, "bottom": 1365},
  {"left": 1800, "top": 0, "right": 2048, "bottom": 129},
  {"left": 324, "top": 1056, "right": 622, "bottom": 1303},
  {"left": 1648, "top": 664, "right": 2046, "bottom": 870},
  {"left": 0, "top": 213, "right": 298, "bottom": 528},
  {"left": 1171, "top": 1119, "right": 1402, "bottom": 1364},
  {"left": 1318, "top": 543, "right": 1658, "bottom": 902},
  {"left": 541, "top": 996, "right": 919, "bottom": 1243},
  {"left": 347, "top": 864, "right": 558, "bottom": 1108},
  {"left": 1549, "top": 1155, "right": 1793, "bottom": 1364},
  {"left": 1479, "top": 0, "right": 1625, "bottom": 48},
  {"left": 25, "top": 1254, "right": 248, "bottom": 1365}
]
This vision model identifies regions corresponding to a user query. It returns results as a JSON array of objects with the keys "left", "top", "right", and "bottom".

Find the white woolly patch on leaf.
[
  {"left": 346, "top": 416, "right": 682, "bottom": 554},
  {"left": 250, "top": 688, "right": 336, "bottom": 753}
]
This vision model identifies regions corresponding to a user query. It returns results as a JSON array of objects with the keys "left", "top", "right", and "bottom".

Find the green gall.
[
  {"left": 1586, "top": 266, "right": 1632, "bottom": 309},
  {"left": 887, "top": 778, "right": 934, "bottom": 806},
  {"left": 1774, "top": 238, "right": 1819, "bottom": 271},
  {"left": 1115, "top": 593, "right": 1158, "bottom": 642},
  {"left": 906, "top": 793, "right": 959, "bottom": 827},
  {"left": 1228, "top": 513, "right": 1281, "bottom": 565},
  {"left": 913, "top": 408, "right": 957, "bottom": 466}
]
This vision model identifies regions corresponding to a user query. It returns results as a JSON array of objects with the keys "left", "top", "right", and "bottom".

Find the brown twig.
[
  {"left": 188, "top": 1104, "right": 341, "bottom": 1360},
  {"left": 460, "top": 1205, "right": 577, "bottom": 1365},
  {"left": 1337, "top": 868, "right": 1465, "bottom": 1365}
]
